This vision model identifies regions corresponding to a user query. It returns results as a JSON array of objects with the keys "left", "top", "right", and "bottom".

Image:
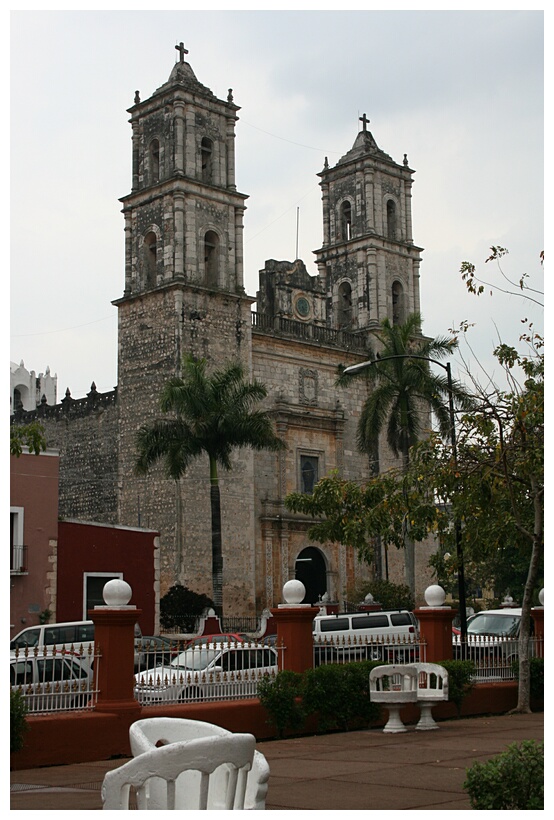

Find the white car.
[
  {"left": 453, "top": 608, "right": 525, "bottom": 664},
  {"left": 134, "top": 642, "right": 278, "bottom": 705},
  {"left": 11, "top": 649, "right": 94, "bottom": 712}
]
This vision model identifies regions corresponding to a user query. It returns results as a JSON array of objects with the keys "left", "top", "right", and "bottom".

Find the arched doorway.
[{"left": 295, "top": 547, "right": 327, "bottom": 604}]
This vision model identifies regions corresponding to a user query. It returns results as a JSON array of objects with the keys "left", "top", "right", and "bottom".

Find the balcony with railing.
[
  {"left": 251, "top": 312, "right": 368, "bottom": 352},
  {"left": 10, "top": 544, "right": 28, "bottom": 574}
]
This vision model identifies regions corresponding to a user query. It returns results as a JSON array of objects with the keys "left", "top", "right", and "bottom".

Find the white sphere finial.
[
  {"left": 283, "top": 579, "right": 305, "bottom": 605},
  {"left": 103, "top": 578, "right": 132, "bottom": 606},
  {"left": 424, "top": 584, "right": 446, "bottom": 607},
  {"left": 539, "top": 588, "right": 544, "bottom": 606}
]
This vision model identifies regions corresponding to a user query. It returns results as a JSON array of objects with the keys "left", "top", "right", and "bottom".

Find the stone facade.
[{"left": 12, "top": 52, "right": 438, "bottom": 615}]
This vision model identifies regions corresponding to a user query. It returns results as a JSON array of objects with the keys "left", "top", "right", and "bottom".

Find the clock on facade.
[{"left": 295, "top": 296, "right": 310, "bottom": 318}]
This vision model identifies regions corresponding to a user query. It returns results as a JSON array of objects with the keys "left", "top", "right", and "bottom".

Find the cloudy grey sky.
[{"left": 10, "top": 8, "right": 544, "bottom": 399}]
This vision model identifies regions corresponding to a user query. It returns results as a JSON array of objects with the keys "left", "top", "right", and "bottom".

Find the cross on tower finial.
[
  {"left": 359, "top": 113, "right": 370, "bottom": 132},
  {"left": 175, "top": 42, "right": 188, "bottom": 62}
]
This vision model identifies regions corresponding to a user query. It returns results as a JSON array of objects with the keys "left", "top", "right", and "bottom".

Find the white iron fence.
[
  {"left": 134, "top": 641, "right": 281, "bottom": 706},
  {"left": 453, "top": 634, "right": 544, "bottom": 681},
  {"left": 313, "top": 634, "right": 426, "bottom": 667},
  {"left": 11, "top": 644, "right": 100, "bottom": 714}
]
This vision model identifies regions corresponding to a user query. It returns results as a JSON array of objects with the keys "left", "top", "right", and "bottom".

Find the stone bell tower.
[
  {"left": 315, "top": 114, "right": 423, "bottom": 336},
  {"left": 113, "top": 45, "right": 257, "bottom": 610}
]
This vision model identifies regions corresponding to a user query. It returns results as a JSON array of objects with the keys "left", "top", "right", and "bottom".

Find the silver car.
[
  {"left": 11, "top": 649, "right": 94, "bottom": 712},
  {"left": 134, "top": 642, "right": 277, "bottom": 705}
]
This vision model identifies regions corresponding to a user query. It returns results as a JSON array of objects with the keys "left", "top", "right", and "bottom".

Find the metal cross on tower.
[{"left": 175, "top": 42, "right": 188, "bottom": 62}]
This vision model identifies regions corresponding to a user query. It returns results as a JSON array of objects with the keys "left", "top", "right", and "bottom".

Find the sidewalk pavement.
[{"left": 10, "top": 712, "right": 543, "bottom": 811}]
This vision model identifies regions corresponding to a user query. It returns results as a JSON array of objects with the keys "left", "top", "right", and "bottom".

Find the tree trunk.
[
  {"left": 401, "top": 446, "right": 415, "bottom": 595},
  {"left": 209, "top": 457, "right": 224, "bottom": 620},
  {"left": 513, "top": 479, "right": 543, "bottom": 713}
]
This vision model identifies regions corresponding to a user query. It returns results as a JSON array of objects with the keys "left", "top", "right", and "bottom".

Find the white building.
[{"left": 10, "top": 360, "right": 57, "bottom": 413}]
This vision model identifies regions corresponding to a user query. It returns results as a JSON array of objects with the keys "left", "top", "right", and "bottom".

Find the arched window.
[
  {"left": 341, "top": 200, "right": 352, "bottom": 241},
  {"left": 392, "top": 281, "right": 404, "bottom": 326},
  {"left": 149, "top": 139, "right": 160, "bottom": 184},
  {"left": 386, "top": 199, "right": 397, "bottom": 240},
  {"left": 201, "top": 137, "right": 213, "bottom": 183},
  {"left": 338, "top": 281, "right": 352, "bottom": 328},
  {"left": 204, "top": 230, "right": 219, "bottom": 288},
  {"left": 143, "top": 231, "right": 157, "bottom": 287}
]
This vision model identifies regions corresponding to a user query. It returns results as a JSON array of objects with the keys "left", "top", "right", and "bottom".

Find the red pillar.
[
  {"left": 90, "top": 607, "right": 142, "bottom": 716},
  {"left": 270, "top": 606, "right": 319, "bottom": 674},
  {"left": 414, "top": 606, "right": 456, "bottom": 664}
]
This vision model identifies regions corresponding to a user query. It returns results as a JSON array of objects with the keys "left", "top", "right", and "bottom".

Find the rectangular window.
[
  {"left": 10, "top": 507, "right": 26, "bottom": 572},
  {"left": 299, "top": 454, "right": 319, "bottom": 494},
  {"left": 83, "top": 573, "right": 123, "bottom": 617}
]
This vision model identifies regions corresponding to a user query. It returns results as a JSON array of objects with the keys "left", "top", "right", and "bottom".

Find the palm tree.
[
  {"left": 136, "top": 355, "right": 285, "bottom": 618},
  {"left": 338, "top": 312, "right": 471, "bottom": 593}
]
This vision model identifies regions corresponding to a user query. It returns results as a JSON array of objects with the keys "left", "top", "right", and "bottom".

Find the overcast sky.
[{"left": 10, "top": 7, "right": 544, "bottom": 400}]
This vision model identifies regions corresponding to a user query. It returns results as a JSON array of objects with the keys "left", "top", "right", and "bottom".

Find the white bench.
[
  {"left": 129, "top": 717, "right": 269, "bottom": 809},
  {"left": 413, "top": 662, "right": 449, "bottom": 730},
  {"left": 102, "top": 733, "right": 255, "bottom": 810},
  {"left": 369, "top": 663, "right": 449, "bottom": 732},
  {"left": 369, "top": 664, "right": 419, "bottom": 733}
]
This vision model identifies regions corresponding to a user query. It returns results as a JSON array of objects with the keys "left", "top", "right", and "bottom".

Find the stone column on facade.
[
  {"left": 184, "top": 198, "right": 197, "bottom": 283},
  {"left": 366, "top": 247, "right": 379, "bottom": 325},
  {"left": 173, "top": 100, "right": 185, "bottom": 176},
  {"left": 234, "top": 207, "right": 245, "bottom": 291},
  {"left": 264, "top": 528, "right": 274, "bottom": 609},
  {"left": 185, "top": 108, "right": 196, "bottom": 178},
  {"left": 376, "top": 250, "right": 388, "bottom": 322},
  {"left": 226, "top": 113, "right": 237, "bottom": 190},
  {"left": 174, "top": 192, "right": 185, "bottom": 282},
  {"left": 271, "top": 581, "right": 319, "bottom": 674},
  {"left": 373, "top": 177, "right": 382, "bottom": 237},
  {"left": 131, "top": 121, "right": 140, "bottom": 192},
  {"left": 414, "top": 585, "right": 456, "bottom": 664},
  {"left": 411, "top": 257, "right": 422, "bottom": 318},
  {"left": 320, "top": 178, "right": 330, "bottom": 246},
  {"left": 364, "top": 167, "right": 375, "bottom": 233},
  {"left": 124, "top": 213, "right": 133, "bottom": 296},
  {"left": 90, "top": 579, "right": 141, "bottom": 716},
  {"left": 404, "top": 175, "right": 414, "bottom": 244}
]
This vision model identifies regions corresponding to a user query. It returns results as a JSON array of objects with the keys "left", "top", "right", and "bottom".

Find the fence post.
[
  {"left": 414, "top": 585, "right": 456, "bottom": 664},
  {"left": 271, "top": 581, "right": 319, "bottom": 674},
  {"left": 90, "top": 579, "right": 142, "bottom": 716},
  {"left": 531, "top": 589, "right": 544, "bottom": 657}
]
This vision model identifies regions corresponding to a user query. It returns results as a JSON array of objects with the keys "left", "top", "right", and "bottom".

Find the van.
[
  {"left": 10, "top": 620, "right": 143, "bottom": 666},
  {"left": 313, "top": 610, "right": 420, "bottom": 663},
  {"left": 10, "top": 621, "right": 95, "bottom": 658}
]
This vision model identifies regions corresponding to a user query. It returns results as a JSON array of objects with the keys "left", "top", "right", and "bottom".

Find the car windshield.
[
  {"left": 467, "top": 613, "right": 520, "bottom": 637},
  {"left": 171, "top": 648, "right": 219, "bottom": 671}
]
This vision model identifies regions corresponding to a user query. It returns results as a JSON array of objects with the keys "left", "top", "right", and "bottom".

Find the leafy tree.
[
  {"left": 136, "top": 355, "right": 285, "bottom": 618},
  {"left": 285, "top": 469, "right": 437, "bottom": 575},
  {"left": 159, "top": 584, "right": 214, "bottom": 632},
  {"left": 10, "top": 421, "right": 47, "bottom": 456},
  {"left": 336, "top": 313, "right": 471, "bottom": 592},
  {"left": 346, "top": 579, "right": 415, "bottom": 612}
]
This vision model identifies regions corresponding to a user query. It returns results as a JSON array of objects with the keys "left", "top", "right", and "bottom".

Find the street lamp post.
[{"left": 343, "top": 355, "right": 468, "bottom": 647}]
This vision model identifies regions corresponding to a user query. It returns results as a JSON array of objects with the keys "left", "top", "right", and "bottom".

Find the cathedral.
[{"left": 12, "top": 46, "right": 435, "bottom": 617}]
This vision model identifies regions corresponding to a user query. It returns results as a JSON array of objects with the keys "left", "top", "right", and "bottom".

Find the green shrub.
[
  {"left": 463, "top": 740, "right": 543, "bottom": 809},
  {"left": 258, "top": 670, "right": 304, "bottom": 738},
  {"left": 159, "top": 584, "right": 214, "bottom": 631},
  {"left": 11, "top": 690, "right": 28, "bottom": 753},
  {"left": 438, "top": 659, "right": 475, "bottom": 716},
  {"left": 302, "top": 661, "right": 382, "bottom": 732},
  {"left": 346, "top": 579, "right": 415, "bottom": 611},
  {"left": 512, "top": 657, "right": 544, "bottom": 703}
]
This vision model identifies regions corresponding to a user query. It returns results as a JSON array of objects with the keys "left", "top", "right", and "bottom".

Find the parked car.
[
  {"left": 135, "top": 635, "right": 179, "bottom": 671},
  {"left": 452, "top": 608, "right": 526, "bottom": 664},
  {"left": 11, "top": 619, "right": 143, "bottom": 669},
  {"left": 185, "top": 633, "right": 247, "bottom": 649},
  {"left": 134, "top": 642, "right": 278, "bottom": 705},
  {"left": 313, "top": 610, "right": 420, "bottom": 663},
  {"left": 10, "top": 649, "right": 94, "bottom": 712}
]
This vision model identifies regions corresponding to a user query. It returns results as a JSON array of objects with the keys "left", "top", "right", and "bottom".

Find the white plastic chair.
[
  {"left": 101, "top": 733, "right": 256, "bottom": 810},
  {"left": 129, "top": 717, "right": 269, "bottom": 809},
  {"left": 369, "top": 664, "right": 418, "bottom": 733},
  {"left": 414, "top": 662, "right": 449, "bottom": 730}
]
